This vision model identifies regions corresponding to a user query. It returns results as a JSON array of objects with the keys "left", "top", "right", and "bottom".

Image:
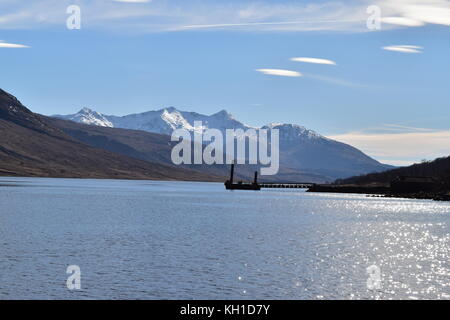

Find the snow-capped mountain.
[
  {"left": 53, "top": 107, "right": 393, "bottom": 180},
  {"left": 262, "top": 123, "right": 324, "bottom": 141},
  {"left": 53, "top": 107, "right": 319, "bottom": 137},
  {"left": 54, "top": 107, "right": 251, "bottom": 135},
  {"left": 54, "top": 108, "right": 113, "bottom": 128}
]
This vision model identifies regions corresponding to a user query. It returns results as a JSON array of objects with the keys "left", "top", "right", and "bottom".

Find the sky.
[{"left": 1, "top": 0, "right": 449, "bottom": 166}]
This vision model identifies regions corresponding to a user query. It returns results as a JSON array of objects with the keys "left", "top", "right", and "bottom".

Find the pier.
[
  {"left": 224, "top": 164, "right": 260, "bottom": 190},
  {"left": 224, "top": 164, "right": 314, "bottom": 190},
  {"left": 259, "top": 182, "right": 314, "bottom": 189}
]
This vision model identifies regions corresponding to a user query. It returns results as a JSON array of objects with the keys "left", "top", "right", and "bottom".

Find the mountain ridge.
[
  {"left": 0, "top": 89, "right": 222, "bottom": 181},
  {"left": 53, "top": 107, "right": 393, "bottom": 180},
  {"left": 46, "top": 116, "right": 330, "bottom": 183}
]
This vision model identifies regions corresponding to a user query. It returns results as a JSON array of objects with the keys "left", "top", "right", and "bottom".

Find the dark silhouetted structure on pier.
[
  {"left": 224, "top": 164, "right": 314, "bottom": 190},
  {"left": 224, "top": 163, "right": 261, "bottom": 190}
]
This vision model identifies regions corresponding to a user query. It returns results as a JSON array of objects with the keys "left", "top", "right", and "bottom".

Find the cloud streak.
[
  {"left": 1, "top": 1, "right": 450, "bottom": 33},
  {"left": 291, "top": 57, "right": 336, "bottom": 65},
  {"left": 381, "top": 16, "right": 425, "bottom": 27},
  {"left": 256, "top": 69, "right": 302, "bottom": 77},
  {"left": 182, "top": 18, "right": 364, "bottom": 31},
  {"left": 0, "top": 40, "right": 29, "bottom": 48},
  {"left": 382, "top": 45, "right": 423, "bottom": 53}
]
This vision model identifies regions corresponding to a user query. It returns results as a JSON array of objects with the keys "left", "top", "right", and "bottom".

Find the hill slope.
[
  {"left": 0, "top": 89, "right": 221, "bottom": 181},
  {"left": 46, "top": 116, "right": 328, "bottom": 183},
  {"left": 54, "top": 107, "right": 392, "bottom": 180},
  {"left": 337, "top": 157, "right": 450, "bottom": 185}
]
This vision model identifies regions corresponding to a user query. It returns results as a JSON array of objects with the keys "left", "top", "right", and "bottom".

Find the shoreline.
[{"left": 307, "top": 184, "right": 450, "bottom": 202}]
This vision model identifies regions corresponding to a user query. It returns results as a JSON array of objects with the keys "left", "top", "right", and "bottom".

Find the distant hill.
[
  {"left": 0, "top": 88, "right": 221, "bottom": 181},
  {"left": 46, "top": 116, "right": 328, "bottom": 183},
  {"left": 54, "top": 107, "right": 393, "bottom": 181},
  {"left": 337, "top": 157, "right": 450, "bottom": 185},
  {"left": 0, "top": 87, "right": 396, "bottom": 182}
]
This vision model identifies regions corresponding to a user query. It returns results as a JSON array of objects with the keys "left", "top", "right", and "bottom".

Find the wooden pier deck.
[
  {"left": 224, "top": 163, "right": 314, "bottom": 190},
  {"left": 259, "top": 182, "right": 314, "bottom": 189}
]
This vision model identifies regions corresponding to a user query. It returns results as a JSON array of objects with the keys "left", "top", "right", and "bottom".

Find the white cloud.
[
  {"left": 0, "top": 0, "right": 377, "bottom": 33},
  {"left": 0, "top": 40, "right": 29, "bottom": 48},
  {"left": 373, "top": 0, "right": 450, "bottom": 30},
  {"left": 291, "top": 57, "right": 336, "bottom": 65},
  {"left": 0, "top": 0, "right": 450, "bottom": 33},
  {"left": 381, "top": 16, "right": 425, "bottom": 27},
  {"left": 400, "top": 2, "right": 450, "bottom": 26},
  {"left": 256, "top": 69, "right": 302, "bottom": 77},
  {"left": 382, "top": 45, "right": 423, "bottom": 53},
  {"left": 329, "top": 126, "right": 450, "bottom": 166},
  {"left": 178, "top": 0, "right": 450, "bottom": 32},
  {"left": 181, "top": 20, "right": 340, "bottom": 30}
]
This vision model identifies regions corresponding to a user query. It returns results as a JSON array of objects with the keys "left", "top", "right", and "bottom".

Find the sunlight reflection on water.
[{"left": 0, "top": 177, "right": 450, "bottom": 300}]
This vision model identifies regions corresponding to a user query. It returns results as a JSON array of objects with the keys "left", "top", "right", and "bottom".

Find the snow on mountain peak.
[
  {"left": 54, "top": 107, "right": 324, "bottom": 142},
  {"left": 50, "top": 105, "right": 391, "bottom": 181},
  {"left": 161, "top": 108, "right": 194, "bottom": 131},
  {"left": 263, "top": 123, "right": 323, "bottom": 141},
  {"left": 54, "top": 108, "right": 114, "bottom": 128}
]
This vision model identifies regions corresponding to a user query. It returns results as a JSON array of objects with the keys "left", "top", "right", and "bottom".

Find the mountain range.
[
  {"left": 54, "top": 107, "right": 393, "bottom": 181},
  {"left": 54, "top": 107, "right": 251, "bottom": 135},
  {"left": 0, "top": 87, "right": 394, "bottom": 182},
  {"left": 0, "top": 89, "right": 220, "bottom": 181}
]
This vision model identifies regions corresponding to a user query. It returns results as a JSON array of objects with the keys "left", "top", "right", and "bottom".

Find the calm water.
[{"left": 1, "top": 177, "right": 450, "bottom": 300}]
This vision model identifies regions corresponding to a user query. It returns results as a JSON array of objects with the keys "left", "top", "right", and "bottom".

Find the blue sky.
[{"left": 1, "top": 0, "right": 450, "bottom": 165}]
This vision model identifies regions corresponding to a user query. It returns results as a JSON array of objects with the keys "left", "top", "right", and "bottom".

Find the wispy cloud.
[
  {"left": 181, "top": 18, "right": 364, "bottom": 31},
  {"left": 0, "top": 0, "right": 450, "bottom": 33},
  {"left": 303, "top": 73, "right": 366, "bottom": 87},
  {"left": 382, "top": 45, "right": 423, "bottom": 53},
  {"left": 376, "top": 0, "right": 450, "bottom": 28},
  {"left": 291, "top": 57, "right": 336, "bottom": 65},
  {"left": 256, "top": 69, "right": 302, "bottom": 77},
  {"left": 381, "top": 16, "right": 425, "bottom": 27},
  {"left": 329, "top": 125, "right": 450, "bottom": 166},
  {"left": 397, "top": 1, "right": 450, "bottom": 26},
  {"left": 375, "top": 124, "right": 435, "bottom": 133},
  {"left": 0, "top": 40, "right": 29, "bottom": 48},
  {"left": 181, "top": 0, "right": 450, "bottom": 32}
]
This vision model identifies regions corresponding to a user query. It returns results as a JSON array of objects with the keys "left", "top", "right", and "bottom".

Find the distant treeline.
[{"left": 336, "top": 156, "right": 450, "bottom": 185}]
